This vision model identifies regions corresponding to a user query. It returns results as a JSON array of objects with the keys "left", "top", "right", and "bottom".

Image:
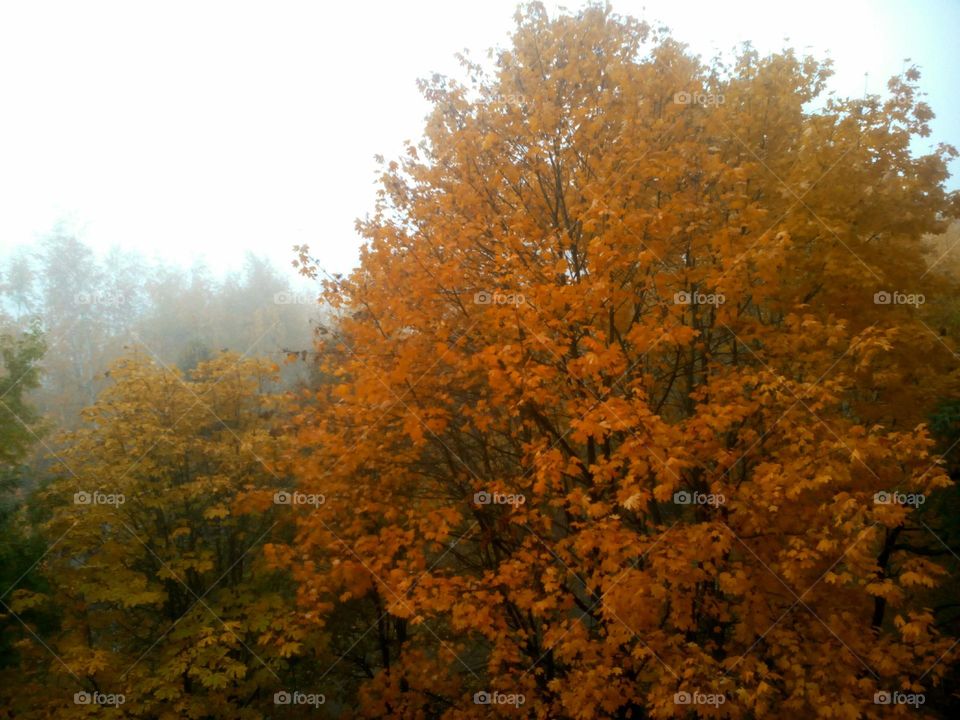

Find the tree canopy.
[
  {"left": 284, "top": 3, "right": 959, "bottom": 717},
  {"left": 2, "top": 3, "right": 959, "bottom": 718}
]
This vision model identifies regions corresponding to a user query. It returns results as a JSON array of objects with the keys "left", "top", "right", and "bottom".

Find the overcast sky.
[{"left": 0, "top": 0, "right": 957, "bottom": 279}]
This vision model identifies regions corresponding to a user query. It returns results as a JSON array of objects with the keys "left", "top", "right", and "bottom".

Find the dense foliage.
[{"left": 2, "top": 4, "right": 959, "bottom": 718}]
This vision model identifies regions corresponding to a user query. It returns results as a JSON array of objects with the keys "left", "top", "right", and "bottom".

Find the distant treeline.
[{"left": 0, "top": 232, "right": 321, "bottom": 431}]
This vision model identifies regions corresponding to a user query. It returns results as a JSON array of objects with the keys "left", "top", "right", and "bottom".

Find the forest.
[{"left": 2, "top": 3, "right": 960, "bottom": 718}]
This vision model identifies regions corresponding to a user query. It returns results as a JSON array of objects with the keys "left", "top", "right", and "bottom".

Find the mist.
[{"left": 2, "top": 2, "right": 960, "bottom": 718}]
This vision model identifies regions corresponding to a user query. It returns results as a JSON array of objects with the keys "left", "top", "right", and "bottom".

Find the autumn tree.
[
  {"left": 283, "top": 3, "right": 959, "bottom": 718},
  {"left": 2, "top": 352, "right": 321, "bottom": 719},
  {"left": 917, "top": 218, "right": 960, "bottom": 698}
]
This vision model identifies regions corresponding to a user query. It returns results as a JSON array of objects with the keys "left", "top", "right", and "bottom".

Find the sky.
[{"left": 0, "top": 0, "right": 957, "bottom": 279}]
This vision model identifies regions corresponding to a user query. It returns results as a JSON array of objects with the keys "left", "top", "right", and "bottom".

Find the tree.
[
  {"left": 3, "top": 352, "right": 318, "bottom": 719},
  {"left": 283, "top": 4, "right": 959, "bottom": 717},
  {"left": 0, "top": 322, "right": 49, "bottom": 680},
  {"left": 0, "top": 322, "right": 46, "bottom": 469},
  {"left": 35, "top": 232, "right": 111, "bottom": 425},
  {"left": 2, "top": 232, "right": 318, "bottom": 431},
  {"left": 0, "top": 249, "right": 40, "bottom": 321}
]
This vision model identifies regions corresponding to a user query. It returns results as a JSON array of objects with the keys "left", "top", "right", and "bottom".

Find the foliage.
[
  {"left": 0, "top": 322, "right": 46, "bottom": 469},
  {"left": 1, "top": 238, "right": 317, "bottom": 430},
  {"left": 282, "top": 4, "right": 960, "bottom": 717},
  {"left": 1, "top": 353, "right": 320, "bottom": 719},
  {"left": 0, "top": 323, "right": 49, "bottom": 676},
  {"left": 1, "top": 4, "right": 959, "bottom": 718}
]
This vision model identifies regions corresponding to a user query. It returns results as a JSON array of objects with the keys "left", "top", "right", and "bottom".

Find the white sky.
[{"left": 0, "top": 0, "right": 957, "bottom": 279}]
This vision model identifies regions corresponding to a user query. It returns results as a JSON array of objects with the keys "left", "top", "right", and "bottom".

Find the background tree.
[
  {"left": 0, "top": 248, "right": 40, "bottom": 321},
  {"left": 2, "top": 353, "right": 319, "bottom": 719},
  {"left": 0, "top": 322, "right": 50, "bottom": 684},
  {"left": 1, "top": 237, "right": 319, "bottom": 431}
]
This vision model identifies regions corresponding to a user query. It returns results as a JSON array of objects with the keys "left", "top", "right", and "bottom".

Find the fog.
[
  {"left": 1, "top": 0, "right": 956, "bottom": 278},
  {"left": 2, "top": 2, "right": 960, "bottom": 717}
]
